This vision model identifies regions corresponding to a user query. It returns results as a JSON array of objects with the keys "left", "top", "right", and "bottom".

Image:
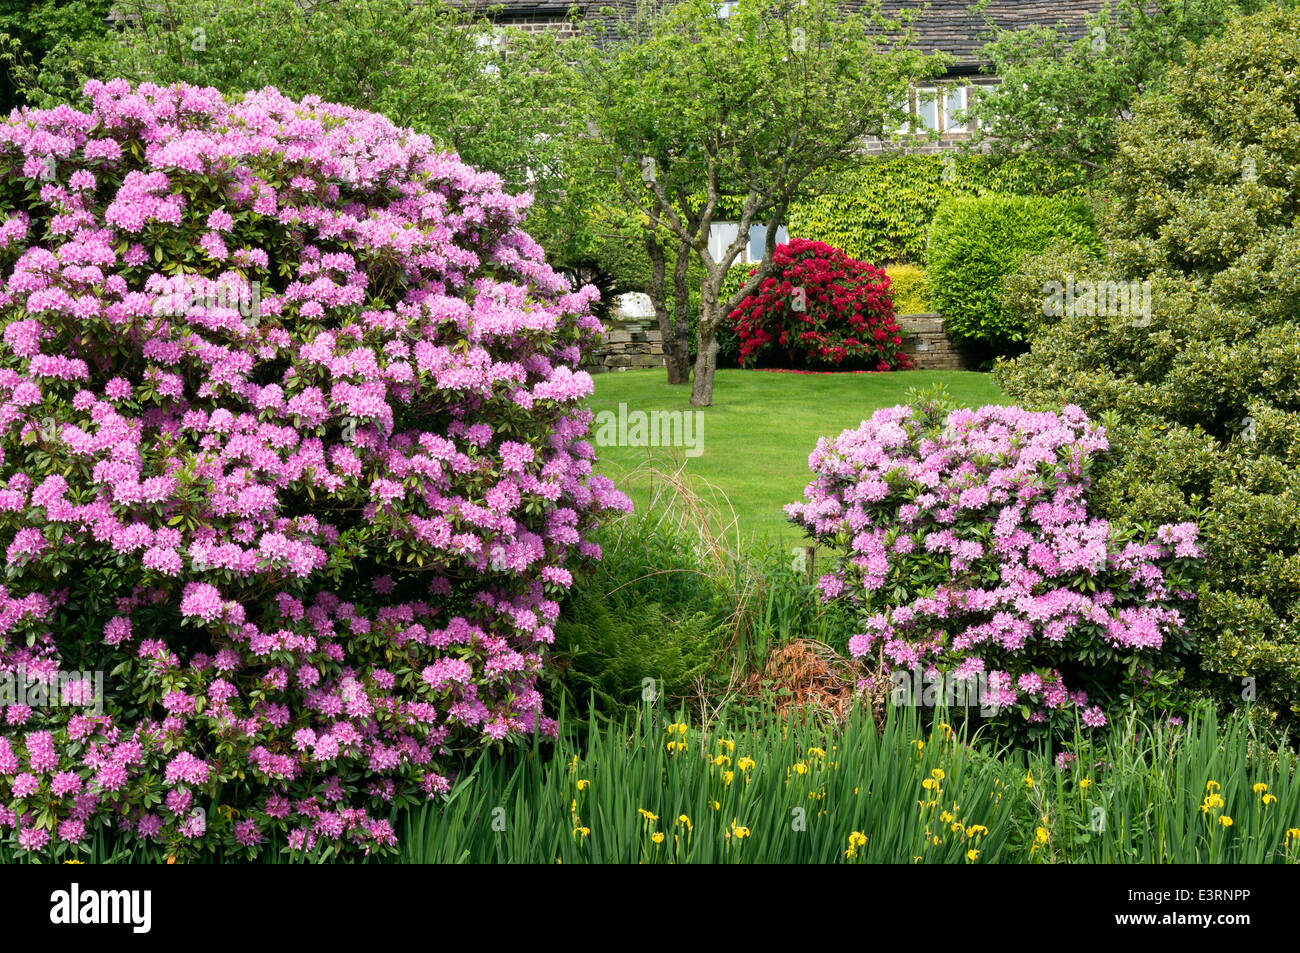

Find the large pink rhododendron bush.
[
  {"left": 0, "top": 79, "right": 629, "bottom": 859},
  {"left": 787, "top": 401, "right": 1203, "bottom": 739}
]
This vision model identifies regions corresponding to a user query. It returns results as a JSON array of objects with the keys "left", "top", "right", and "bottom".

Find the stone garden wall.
[
  {"left": 583, "top": 296, "right": 968, "bottom": 373},
  {"left": 585, "top": 293, "right": 667, "bottom": 373},
  {"left": 896, "top": 313, "right": 968, "bottom": 370}
]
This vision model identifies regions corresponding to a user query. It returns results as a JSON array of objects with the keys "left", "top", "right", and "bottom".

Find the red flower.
[{"left": 729, "top": 239, "right": 906, "bottom": 372}]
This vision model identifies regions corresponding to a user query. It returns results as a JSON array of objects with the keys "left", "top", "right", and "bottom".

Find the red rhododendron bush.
[
  {"left": 730, "top": 238, "right": 912, "bottom": 371},
  {"left": 0, "top": 79, "right": 630, "bottom": 859}
]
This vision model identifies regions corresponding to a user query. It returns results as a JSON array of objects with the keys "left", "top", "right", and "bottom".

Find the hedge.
[
  {"left": 785, "top": 153, "right": 1088, "bottom": 266},
  {"left": 926, "top": 193, "right": 1101, "bottom": 352},
  {"left": 885, "top": 264, "right": 931, "bottom": 314}
]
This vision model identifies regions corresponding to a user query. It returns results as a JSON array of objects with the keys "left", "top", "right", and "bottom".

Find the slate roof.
[
  {"left": 487, "top": 0, "right": 1109, "bottom": 70},
  {"left": 883, "top": 1, "right": 1101, "bottom": 65}
]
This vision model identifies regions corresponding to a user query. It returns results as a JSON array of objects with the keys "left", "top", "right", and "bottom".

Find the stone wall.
[
  {"left": 585, "top": 317, "right": 667, "bottom": 373},
  {"left": 583, "top": 297, "right": 968, "bottom": 373},
  {"left": 860, "top": 129, "right": 979, "bottom": 156},
  {"left": 490, "top": 14, "right": 578, "bottom": 35},
  {"left": 897, "top": 314, "right": 968, "bottom": 370}
]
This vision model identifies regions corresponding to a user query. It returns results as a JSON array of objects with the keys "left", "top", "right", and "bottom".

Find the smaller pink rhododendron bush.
[
  {"left": 0, "top": 79, "right": 630, "bottom": 859},
  {"left": 786, "top": 400, "right": 1203, "bottom": 741}
]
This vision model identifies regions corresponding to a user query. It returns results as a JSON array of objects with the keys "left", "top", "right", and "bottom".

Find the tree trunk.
[
  {"left": 690, "top": 279, "right": 721, "bottom": 407},
  {"left": 690, "top": 328, "right": 719, "bottom": 407},
  {"left": 668, "top": 240, "right": 692, "bottom": 383},
  {"left": 663, "top": 330, "right": 690, "bottom": 384},
  {"left": 645, "top": 230, "right": 691, "bottom": 384}
]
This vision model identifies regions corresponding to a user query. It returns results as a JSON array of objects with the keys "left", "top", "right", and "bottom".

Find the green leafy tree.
[
  {"left": 569, "top": 0, "right": 942, "bottom": 402},
  {"left": 0, "top": 0, "right": 113, "bottom": 112},
  {"left": 965, "top": 0, "right": 1257, "bottom": 177},
  {"left": 30, "top": 0, "right": 588, "bottom": 241},
  {"left": 995, "top": 4, "right": 1300, "bottom": 730}
]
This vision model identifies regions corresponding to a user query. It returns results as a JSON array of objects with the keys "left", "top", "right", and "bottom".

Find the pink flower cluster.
[
  {"left": 787, "top": 402, "right": 1202, "bottom": 733},
  {"left": 0, "top": 80, "right": 629, "bottom": 859}
]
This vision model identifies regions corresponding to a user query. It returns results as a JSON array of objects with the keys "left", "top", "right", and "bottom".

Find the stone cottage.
[{"left": 483, "top": 0, "right": 1109, "bottom": 371}]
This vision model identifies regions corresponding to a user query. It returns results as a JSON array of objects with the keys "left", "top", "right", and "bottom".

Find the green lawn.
[{"left": 587, "top": 368, "right": 1009, "bottom": 544}]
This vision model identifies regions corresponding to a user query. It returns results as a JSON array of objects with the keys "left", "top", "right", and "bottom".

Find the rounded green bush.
[{"left": 927, "top": 193, "right": 1101, "bottom": 351}]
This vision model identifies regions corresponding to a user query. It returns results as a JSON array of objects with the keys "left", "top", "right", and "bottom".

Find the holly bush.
[{"left": 996, "top": 5, "right": 1300, "bottom": 731}]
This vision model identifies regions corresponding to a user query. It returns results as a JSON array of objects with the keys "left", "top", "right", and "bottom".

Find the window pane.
[
  {"left": 917, "top": 89, "right": 939, "bottom": 132},
  {"left": 893, "top": 94, "right": 911, "bottom": 135},
  {"left": 709, "top": 222, "right": 739, "bottom": 263},
  {"left": 748, "top": 224, "right": 766, "bottom": 262},
  {"left": 945, "top": 87, "right": 966, "bottom": 132}
]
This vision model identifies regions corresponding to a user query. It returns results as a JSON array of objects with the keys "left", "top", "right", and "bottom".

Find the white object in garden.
[{"left": 616, "top": 292, "right": 655, "bottom": 319}]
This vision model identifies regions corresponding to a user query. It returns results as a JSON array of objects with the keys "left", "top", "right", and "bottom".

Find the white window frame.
[
  {"left": 708, "top": 222, "right": 741, "bottom": 264},
  {"left": 475, "top": 29, "right": 506, "bottom": 76},
  {"left": 708, "top": 221, "right": 789, "bottom": 265},
  {"left": 893, "top": 93, "right": 912, "bottom": 136},
  {"left": 914, "top": 87, "right": 942, "bottom": 133},
  {"left": 943, "top": 86, "right": 967, "bottom": 133},
  {"left": 965, "top": 84, "right": 985, "bottom": 131},
  {"left": 896, "top": 83, "right": 977, "bottom": 136}
]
